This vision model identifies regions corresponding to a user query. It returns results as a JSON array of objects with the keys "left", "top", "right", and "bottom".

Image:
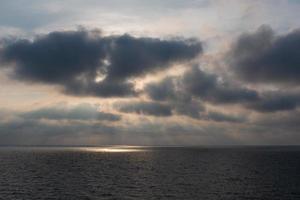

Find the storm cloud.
[
  {"left": 228, "top": 25, "right": 300, "bottom": 85},
  {"left": 0, "top": 29, "right": 202, "bottom": 97}
]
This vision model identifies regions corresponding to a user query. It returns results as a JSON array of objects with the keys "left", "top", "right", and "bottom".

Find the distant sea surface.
[{"left": 0, "top": 146, "right": 300, "bottom": 200}]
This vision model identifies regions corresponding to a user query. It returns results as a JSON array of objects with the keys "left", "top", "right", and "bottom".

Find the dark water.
[{"left": 0, "top": 146, "right": 300, "bottom": 200}]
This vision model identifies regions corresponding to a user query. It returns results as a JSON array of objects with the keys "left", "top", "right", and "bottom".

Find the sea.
[{"left": 0, "top": 146, "right": 299, "bottom": 200}]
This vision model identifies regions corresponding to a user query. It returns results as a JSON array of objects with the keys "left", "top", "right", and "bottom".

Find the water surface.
[{"left": 0, "top": 146, "right": 300, "bottom": 199}]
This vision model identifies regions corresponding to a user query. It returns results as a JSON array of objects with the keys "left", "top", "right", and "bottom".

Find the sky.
[{"left": 0, "top": 0, "right": 300, "bottom": 145}]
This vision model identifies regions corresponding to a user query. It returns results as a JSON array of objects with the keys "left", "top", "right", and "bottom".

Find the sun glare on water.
[{"left": 80, "top": 146, "right": 146, "bottom": 153}]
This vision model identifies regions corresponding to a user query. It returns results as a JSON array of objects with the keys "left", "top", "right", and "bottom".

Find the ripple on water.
[{"left": 0, "top": 146, "right": 300, "bottom": 200}]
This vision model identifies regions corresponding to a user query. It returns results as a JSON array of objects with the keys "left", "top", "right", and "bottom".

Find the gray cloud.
[
  {"left": 143, "top": 66, "right": 258, "bottom": 120},
  {"left": 171, "top": 98, "right": 204, "bottom": 119},
  {"left": 145, "top": 65, "right": 300, "bottom": 114},
  {"left": 145, "top": 75, "right": 205, "bottom": 118},
  {"left": 62, "top": 78, "right": 137, "bottom": 97},
  {"left": 146, "top": 66, "right": 259, "bottom": 106},
  {"left": 240, "top": 110, "right": 300, "bottom": 145},
  {"left": 0, "top": 103, "right": 122, "bottom": 145},
  {"left": 0, "top": 29, "right": 202, "bottom": 97},
  {"left": 246, "top": 92, "right": 300, "bottom": 112},
  {"left": 0, "top": 115, "right": 240, "bottom": 146},
  {"left": 204, "top": 111, "right": 246, "bottom": 123},
  {"left": 117, "top": 97, "right": 245, "bottom": 123},
  {"left": 21, "top": 103, "right": 121, "bottom": 121},
  {"left": 1, "top": 109, "right": 298, "bottom": 146},
  {"left": 104, "top": 35, "right": 201, "bottom": 80},
  {"left": 118, "top": 101, "right": 172, "bottom": 116},
  {"left": 182, "top": 66, "right": 259, "bottom": 104},
  {"left": 228, "top": 25, "right": 300, "bottom": 85},
  {"left": 0, "top": 117, "right": 119, "bottom": 146},
  {"left": 255, "top": 110, "right": 300, "bottom": 129},
  {"left": 145, "top": 76, "right": 178, "bottom": 101}
]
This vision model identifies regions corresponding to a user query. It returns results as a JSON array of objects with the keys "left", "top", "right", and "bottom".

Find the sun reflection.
[{"left": 80, "top": 146, "right": 146, "bottom": 153}]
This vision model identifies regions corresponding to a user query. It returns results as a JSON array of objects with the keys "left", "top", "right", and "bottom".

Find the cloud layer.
[
  {"left": 228, "top": 25, "right": 300, "bottom": 85},
  {"left": 22, "top": 103, "right": 121, "bottom": 121},
  {"left": 1, "top": 23, "right": 300, "bottom": 145},
  {"left": 1, "top": 29, "right": 202, "bottom": 97}
]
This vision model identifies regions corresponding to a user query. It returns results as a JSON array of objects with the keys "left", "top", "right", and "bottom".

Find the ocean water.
[{"left": 0, "top": 146, "right": 300, "bottom": 200}]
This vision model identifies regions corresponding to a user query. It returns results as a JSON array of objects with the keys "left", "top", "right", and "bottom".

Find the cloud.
[
  {"left": 227, "top": 25, "right": 300, "bottom": 85},
  {"left": 103, "top": 34, "right": 202, "bottom": 80},
  {"left": 143, "top": 66, "right": 260, "bottom": 120},
  {"left": 182, "top": 66, "right": 259, "bottom": 104},
  {"left": 63, "top": 78, "right": 137, "bottom": 97},
  {"left": 242, "top": 110, "right": 300, "bottom": 145},
  {"left": 118, "top": 101, "right": 172, "bottom": 117},
  {"left": 145, "top": 76, "right": 178, "bottom": 101},
  {"left": 145, "top": 64, "right": 300, "bottom": 113},
  {"left": 144, "top": 64, "right": 300, "bottom": 114},
  {"left": 255, "top": 110, "right": 300, "bottom": 129},
  {"left": 204, "top": 111, "right": 246, "bottom": 123},
  {"left": 0, "top": 117, "right": 120, "bottom": 146},
  {"left": 1, "top": 108, "right": 299, "bottom": 145},
  {"left": 0, "top": 103, "right": 123, "bottom": 145},
  {"left": 21, "top": 103, "right": 121, "bottom": 121},
  {"left": 0, "top": 29, "right": 202, "bottom": 97},
  {"left": 146, "top": 65, "right": 259, "bottom": 106},
  {"left": 247, "top": 91, "right": 300, "bottom": 112},
  {"left": 171, "top": 98, "right": 204, "bottom": 119},
  {"left": 144, "top": 75, "right": 205, "bottom": 118},
  {"left": 117, "top": 95, "right": 245, "bottom": 123},
  {"left": 0, "top": 114, "right": 241, "bottom": 146}
]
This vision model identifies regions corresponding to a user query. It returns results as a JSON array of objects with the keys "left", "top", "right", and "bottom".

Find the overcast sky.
[{"left": 0, "top": 0, "right": 300, "bottom": 145}]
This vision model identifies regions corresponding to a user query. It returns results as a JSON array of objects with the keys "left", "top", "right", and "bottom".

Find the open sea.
[{"left": 0, "top": 146, "right": 300, "bottom": 200}]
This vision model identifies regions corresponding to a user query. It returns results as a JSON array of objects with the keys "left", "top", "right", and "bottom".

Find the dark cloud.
[
  {"left": 0, "top": 113, "right": 240, "bottom": 146},
  {"left": 145, "top": 75, "right": 205, "bottom": 118},
  {"left": 2, "top": 30, "right": 105, "bottom": 83},
  {"left": 247, "top": 92, "right": 300, "bottom": 112},
  {"left": 0, "top": 117, "right": 120, "bottom": 146},
  {"left": 243, "top": 110, "right": 300, "bottom": 145},
  {"left": 63, "top": 78, "right": 137, "bottom": 97},
  {"left": 146, "top": 66, "right": 259, "bottom": 107},
  {"left": 145, "top": 77, "right": 177, "bottom": 101},
  {"left": 118, "top": 101, "right": 172, "bottom": 117},
  {"left": 21, "top": 103, "right": 121, "bottom": 121},
  {"left": 255, "top": 110, "right": 300, "bottom": 129},
  {"left": 172, "top": 98, "right": 204, "bottom": 119},
  {"left": 1, "top": 107, "right": 299, "bottom": 145},
  {"left": 104, "top": 35, "right": 202, "bottom": 80},
  {"left": 0, "top": 29, "right": 202, "bottom": 97},
  {"left": 117, "top": 99, "right": 245, "bottom": 123},
  {"left": 205, "top": 112, "right": 246, "bottom": 123},
  {"left": 228, "top": 25, "right": 300, "bottom": 84},
  {"left": 144, "top": 65, "right": 300, "bottom": 114},
  {"left": 143, "top": 66, "right": 260, "bottom": 120},
  {"left": 0, "top": 103, "right": 123, "bottom": 145},
  {"left": 182, "top": 66, "right": 259, "bottom": 104},
  {"left": 117, "top": 98, "right": 245, "bottom": 123}
]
